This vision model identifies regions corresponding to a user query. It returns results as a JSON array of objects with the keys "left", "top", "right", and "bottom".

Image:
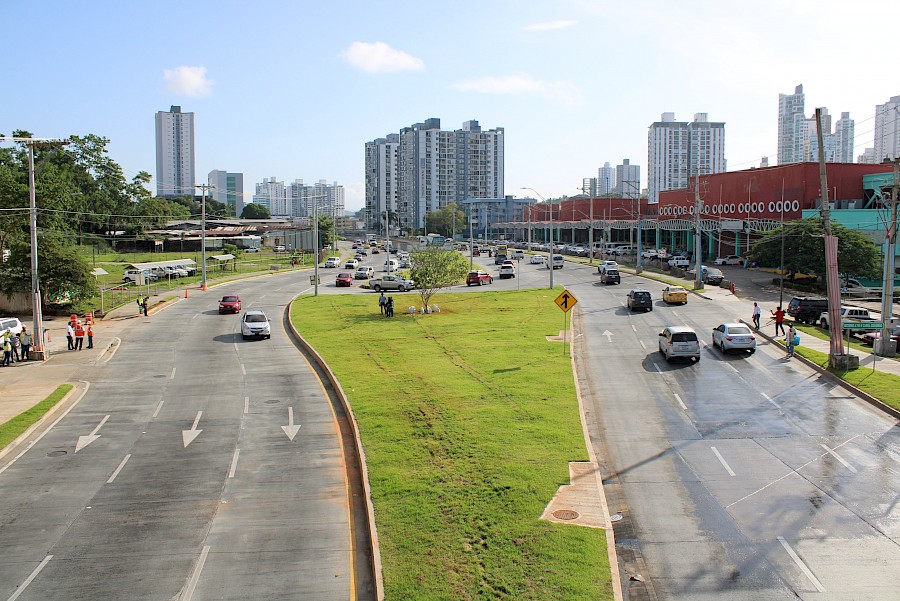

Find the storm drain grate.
[
  {"left": 47, "top": 450, "right": 68, "bottom": 457},
  {"left": 552, "top": 509, "right": 580, "bottom": 520}
]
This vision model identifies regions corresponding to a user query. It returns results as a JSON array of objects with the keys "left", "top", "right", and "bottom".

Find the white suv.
[
  {"left": 323, "top": 257, "right": 341, "bottom": 268},
  {"left": 658, "top": 326, "right": 701, "bottom": 363},
  {"left": 241, "top": 310, "right": 271, "bottom": 340}
]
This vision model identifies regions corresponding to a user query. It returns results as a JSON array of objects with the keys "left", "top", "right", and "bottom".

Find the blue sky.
[{"left": 3, "top": 0, "right": 897, "bottom": 211}]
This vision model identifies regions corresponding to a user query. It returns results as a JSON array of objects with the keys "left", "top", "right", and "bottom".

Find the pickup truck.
[
  {"left": 818, "top": 306, "right": 878, "bottom": 332},
  {"left": 369, "top": 274, "right": 415, "bottom": 292}
]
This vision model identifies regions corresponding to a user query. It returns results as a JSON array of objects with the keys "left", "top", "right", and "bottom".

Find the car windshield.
[
  {"left": 222, "top": 296, "right": 238, "bottom": 302},
  {"left": 338, "top": 273, "right": 351, "bottom": 278},
  {"left": 672, "top": 332, "right": 697, "bottom": 342},
  {"left": 245, "top": 314, "right": 268, "bottom": 323},
  {"left": 634, "top": 292, "right": 650, "bottom": 299},
  {"left": 728, "top": 326, "right": 751, "bottom": 335}
]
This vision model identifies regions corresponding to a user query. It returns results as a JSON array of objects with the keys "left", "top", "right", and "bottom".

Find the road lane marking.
[
  {"left": 777, "top": 536, "right": 825, "bottom": 592},
  {"left": 170, "top": 367, "right": 177, "bottom": 379},
  {"left": 639, "top": 340, "right": 646, "bottom": 350},
  {"left": 654, "top": 363, "right": 663, "bottom": 373},
  {"left": 674, "top": 394, "right": 687, "bottom": 410},
  {"left": 7, "top": 555, "right": 53, "bottom": 601},
  {"left": 75, "top": 414, "right": 110, "bottom": 453},
  {"left": 228, "top": 449, "right": 240, "bottom": 478},
  {"left": 153, "top": 400, "right": 164, "bottom": 418},
  {"left": 725, "top": 362, "right": 739, "bottom": 373},
  {"left": 820, "top": 444, "right": 858, "bottom": 473},
  {"left": 631, "top": 324, "right": 637, "bottom": 332},
  {"left": 192, "top": 313, "right": 199, "bottom": 320},
  {"left": 182, "top": 412, "right": 203, "bottom": 447},
  {"left": 181, "top": 545, "right": 211, "bottom": 601},
  {"left": 240, "top": 363, "right": 246, "bottom": 376},
  {"left": 107, "top": 454, "right": 131, "bottom": 483},
  {"left": 243, "top": 396, "right": 249, "bottom": 414},
  {"left": 711, "top": 446, "right": 736, "bottom": 476}
]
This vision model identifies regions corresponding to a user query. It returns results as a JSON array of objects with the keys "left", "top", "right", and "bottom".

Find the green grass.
[
  {"left": 0, "top": 384, "right": 73, "bottom": 449},
  {"left": 291, "top": 290, "right": 612, "bottom": 600},
  {"left": 792, "top": 323, "right": 900, "bottom": 362},
  {"left": 794, "top": 347, "right": 900, "bottom": 411}
]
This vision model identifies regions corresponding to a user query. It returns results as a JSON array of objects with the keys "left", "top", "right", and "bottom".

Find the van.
[
  {"left": 384, "top": 258, "right": 399, "bottom": 272},
  {"left": 547, "top": 254, "right": 564, "bottom": 270},
  {"left": 658, "top": 326, "right": 701, "bottom": 363},
  {"left": 509, "top": 249, "right": 524, "bottom": 260}
]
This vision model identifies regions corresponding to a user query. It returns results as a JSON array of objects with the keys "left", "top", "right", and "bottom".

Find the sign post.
[{"left": 554, "top": 289, "right": 578, "bottom": 355}]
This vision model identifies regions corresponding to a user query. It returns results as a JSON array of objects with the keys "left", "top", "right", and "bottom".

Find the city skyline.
[{"left": 2, "top": 0, "right": 898, "bottom": 212}]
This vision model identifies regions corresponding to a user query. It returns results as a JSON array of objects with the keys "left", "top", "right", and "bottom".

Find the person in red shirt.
[{"left": 772, "top": 306, "right": 786, "bottom": 336}]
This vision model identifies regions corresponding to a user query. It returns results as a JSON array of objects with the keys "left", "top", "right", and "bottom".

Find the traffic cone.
[
  {"left": 201, "top": 282, "right": 207, "bottom": 291},
  {"left": 185, "top": 288, "right": 189, "bottom": 299}
]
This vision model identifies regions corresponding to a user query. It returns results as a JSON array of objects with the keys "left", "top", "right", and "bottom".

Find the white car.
[
  {"left": 712, "top": 323, "right": 756, "bottom": 355},
  {"left": 499, "top": 264, "right": 516, "bottom": 279},
  {"left": 529, "top": 254, "right": 545, "bottom": 265},
  {"left": 668, "top": 256, "right": 690, "bottom": 268},
  {"left": 323, "top": 257, "right": 341, "bottom": 268},
  {"left": 714, "top": 255, "right": 743, "bottom": 266},
  {"left": 658, "top": 326, "right": 701, "bottom": 363},
  {"left": 241, "top": 310, "right": 271, "bottom": 340},
  {"left": 641, "top": 249, "right": 659, "bottom": 259},
  {"left": 355, "top": 266, "right": 374, "bottom": 279},
  {"left": 344, "top": 258, "right": 359, "bottom": 270},
  {"left": 597, "top": 260, "right": 618, "bottom": 276}
]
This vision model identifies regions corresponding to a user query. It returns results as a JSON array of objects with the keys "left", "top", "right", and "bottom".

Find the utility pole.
[
  {"left": 876, "top": 157, "right": 899, "bottom": 356},
  {"left": 521, "top": 187, "right": 553, "bottom": 289},
  {"left": 694, "top": 172, "right": 704, "bottom": 290},
  {"left": 196, "top": 184, "right": 209, "bottom": 291},
  {"left": 817, "top": 108, "right": 847, "bottom": 366}
]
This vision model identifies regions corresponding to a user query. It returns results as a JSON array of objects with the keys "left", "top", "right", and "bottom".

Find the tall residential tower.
[
  {"left": 648, "top": 113, "right": 725, "bottom": 203},
  {"left": 155, "top": 105, "right": 195, "bottom": 198}
]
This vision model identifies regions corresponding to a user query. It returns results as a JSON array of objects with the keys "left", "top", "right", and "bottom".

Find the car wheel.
[
  {"left": 398, "top": 286, "right": 406, "bottom": 292},
  {"left": 241, "top": 334, "right": 247, "bottom": 340},
  {"left": 489, "top": 278, "right": 493, "bottom": 284},
  {"left": 374, "top": 285, "right": 381, "bottom": 292},
  {"left": 648, "top": 306, "right": 653, "bottom": 312},
  {"left": 467, "top": 282, "right": 472, "bottom": 287},
  {"left": 819, "top": 319, "right": 827, "bottom": 329}
]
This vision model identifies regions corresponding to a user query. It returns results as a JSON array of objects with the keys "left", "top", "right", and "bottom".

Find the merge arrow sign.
[
  {"left": 554, "top": 289, "right": 578, "bottom": 313},
  {"left": 75, "top": 415, "right": 110, "bottom": 452},
  {"left": 182, "top": 411, "right": 203, "bottom": 447},
  {"left": 281, "top": 407, "right": 301, "bottom": 441}
]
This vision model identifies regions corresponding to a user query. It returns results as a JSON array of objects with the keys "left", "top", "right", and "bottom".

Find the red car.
[
  {"left": 219, "top": 295, "right": 241, "bottom": 314},
  {"left": 860, "top": 326, "right": 900, "bottom": 346},
  {"left": 335, "top": 272, "right": 353, "bottom": 287},
  {"left": 371, "top": 247, "right": 380, "bottom": 254},
  {"left": 466, "top": 270, "right": 493, "bottom": 286}
]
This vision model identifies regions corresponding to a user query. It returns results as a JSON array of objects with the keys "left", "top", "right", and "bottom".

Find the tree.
[
  {"left": 408, "top": 247, "right": 469, "bottom": 307},
  {"left": 0, "top": 232, "right": 95, "bottom": 309},
  {"left": 242, "top": 203, "right": 271, "bottom": 219},
  {"left": 317, "top": 214, "right": 335, "bottom": 249},
  {"left": 747, "top": 217, "right": 881, "bottom": 280},
  {"left": 425, "top": 203, "right": 467, "bottom": 238}
]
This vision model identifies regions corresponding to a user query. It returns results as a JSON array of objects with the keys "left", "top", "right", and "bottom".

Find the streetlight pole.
[
  {"left": 522, "top": 187, "right": 553, "bottom": 289},
  {"left": 876, "top": 157, "right": 899, "bottom": 356},
  {"left": 199, "top": 184, "right": 208, "bottom": 291}
]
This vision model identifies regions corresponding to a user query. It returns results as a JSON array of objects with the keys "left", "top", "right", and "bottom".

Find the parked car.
[
  {"left": 335, "top": 272, "right": 353, "bottom": 287},
  {"left": 661, "top": 285, "right": 687, "bottom": 304},
  {"left": 612, "top": 245, "right": 636, "bottom": 255},
  {"left": 627, "top": 289, "right": 653, "bottom": 312},
  {"left": 712, "top": 323, "right": 756, "bottom": 354},
  {"left": 175, "top": 263, "right": 197, "bottom": 276},
  {"left": 499, "top": 264, "right": 516, "bottom": 279},
  {"left": 355, "top": 266, "right": 374, "bottom": 280},
  {"left": 860, "top": 326, "right": 900, "bottom": 346},
  {"left": 786, "top": 296, "right": 828, "bottom": 325},
  {"left": 641, "top": 248, "right": 659, "bottom": 259},
  {"left": 658, "top": 326, "right": 701, "bottom": 362},
  {"left": 243, "top": 247, "right": 259, "bottom": 253},
  {"left": 668, "top": 257, "right": 690, "bottom": 269},
  {"left": 218, "top": 295, "right": 242, "bottom": 314},
  {"left": 466, "top": 270, "right": 493, "bottom": 286},
  {"left": 714, "top": 255, "right": 743, "bottom": 265},
  {"left": 0, "top": 317, "right": 24, "bottom": 338},
  {"left": 529, "top": 254, "right": 545, "bottom": 265},
  {"left": 323, "top": 257, "right": 341, "bottom": 268},
  {"left": 687, "top": 265, "right": 724, "bottom": 284},
  {"left": 273, "top": 245, "right": 286, "bottom": 253},
  {"left": 241, "top": 310, "right": 271, "bottom": 340},
  {"left": 601, "top": 268, "right": 621, "bottom": 285},
  {"left": 123, "top": 269, "right": 158, "bottom": 283},
  {"left": 819, "top": 306, "right": 878, "bottom": 332}
]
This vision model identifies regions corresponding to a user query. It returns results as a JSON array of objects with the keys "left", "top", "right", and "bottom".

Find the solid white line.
[
  {"left": 107, "top": 454, "right": 131, "bottom": 483},
  {"left": 777, "top": 536, "right": 825, "bottom": 592},
  {"left": 181, "top": 545, "right": 211, "bottom": 601},
  {"left": 639, "top": 340, "right": 647, "bottom": 350},
  {"left": 243, "top": 396, "right": 249, "bottom": 414},
  {"left": 191, "top": 313, "right": 199, "bottom": 320},
  {"left": 7, "top": 555, "right": 53, "bottom": 601},
  {"left": 711, "top": 446, "right": 736, "bottom": 476},
  {"left": 761, "top": 392, "right": 771, "bottom": 399},
  {"left": 672, "top": 311, "right": 680, "bottom": 318},
  {"left": 674, "top": 393, "right": 687, "bottom": 410},
  {"left": 228, "top": 449, "right": 240, "bottom": 478},
  {"left": 240, "top": 363, "right": 246, "bottom": 376},
  {"left": 654, "top": 364, "right": 663, "bottom": 373},
  {"left": 170, "top": 367, "right": 176, "bottom": 379},
  {"left": 820, "top": 444, "right": 858, "bottom": 473},
  {"left": 152, "top": 400, "right": 164, "bottom": 418}
]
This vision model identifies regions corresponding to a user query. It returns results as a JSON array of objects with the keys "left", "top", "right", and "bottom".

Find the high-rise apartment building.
[
  {"left": 874, "top": 95, "right": 900, "bottom": 162},
  {"left": 778, "top": 85, "right": 806, "bottom": 165},
  {"left": 581, "top": 178, "right": 598, "bottom": 196},
  {"left": 155, "top": 105, "right": 195, "bottom": 198},
  {"left": 252, "top": 177, "right": 287, "bottom": 216},
  {"left": 366, "top": 118, "right": 504, "bottom": 230},
  {"left": 648, "top": 113, "right": 725, "bottom": 203},
  {"left": 289, "top": 179, "right": 345, "bottom": 219},
  {"left": 833, "top": 112, "right": 855, "bottom": 163},
  {"left": 208, "top": 170, "right": 244, "bottom": 217},
  {"left": 616, "top": 159, "right": 641, "bottom": 199},
  {"left": 598, "top": 162, "right": 616, "bottom": 194},
  {"left": 858, "top": 147, "right": 877, "bottom": 164}
]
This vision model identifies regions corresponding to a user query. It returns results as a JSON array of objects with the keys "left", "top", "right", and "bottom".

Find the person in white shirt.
[{"left": 752, "top": 302, "right": 762, "bottom": 329}]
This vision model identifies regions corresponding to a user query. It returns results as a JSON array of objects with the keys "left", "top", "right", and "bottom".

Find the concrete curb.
[
  {"left": 285, "top": 299, "right": 385, "bottom": 601},
  {"left": 740, "top": 319, "right": 900, "bottom": 420},
  {"left": 0, "top": 381, "right": 82, "bottom": 464}
]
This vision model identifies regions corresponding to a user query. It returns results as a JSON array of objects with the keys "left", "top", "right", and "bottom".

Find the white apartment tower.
[
  {"left": 252, "top": 177, "right": 288, "bottom": 217},
  {"left": 833, "top": 112, "right": 855, "bottom": 163},
  {"left": 648, "top": 113, "right": 725, "bottom": 203},
  {"left": 874, "top": 95, "right": 900, "bottom": 162},
  {"left": 208, "top": 170, "right": 244, "bottom": 217},
  {"left": 616, "top": 159, "right": 641, "bottom": 199},
  {"left": 778, "top": 85, "right": 805, "bottom": 165},
  {"left": 290, "top": 180, "right": 344, "bottom": 219},
  {"left": 364, "top": 134, "right": 400, "bottom": 232},
  {"left": 598, "top": 162, "right": 616, "bottom": 194},
  {"left": 155, "top": 105, "right": 195, "bottom": 198}
]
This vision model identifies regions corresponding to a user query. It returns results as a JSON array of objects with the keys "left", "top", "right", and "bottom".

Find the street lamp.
[
  {"left": 621, "top": 180, "right": 643, "bottom": 273},
  {"left": 521, "top": 187, "right": 554, "bottom": 289}
]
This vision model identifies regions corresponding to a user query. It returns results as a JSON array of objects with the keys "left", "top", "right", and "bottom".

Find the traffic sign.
[
  {"left": 842, "top": 321, "right": 882, "bottom": 330},
  {"left": 554, "top": 289, "right": 578, "bottom": 313}
]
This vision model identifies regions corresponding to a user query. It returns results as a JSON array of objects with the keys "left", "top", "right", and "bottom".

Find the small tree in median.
[{"left": 409, "top": 247, "right": 469, "bottom": 308}]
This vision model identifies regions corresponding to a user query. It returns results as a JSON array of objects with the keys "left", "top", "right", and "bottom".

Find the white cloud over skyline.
[
  {"left": 341, "top": 42, "right": 425, "bottom": 73},
  {"left": 162, "top": 66, "right": 214, "bottom": 97},
  {"left": 452, "top": 74, "right": 584, "bottom": 109},
  {"left": 523, "top": 20, "right": 577, "bottom": 31}
]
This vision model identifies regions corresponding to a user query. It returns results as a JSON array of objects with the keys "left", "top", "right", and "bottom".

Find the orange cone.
[{"left": 185, "top": 288, "right": 189, "bottom": 299}]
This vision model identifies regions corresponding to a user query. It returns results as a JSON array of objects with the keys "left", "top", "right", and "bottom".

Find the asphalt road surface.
[{"left": 0, "top": 271, "right": 359, "bottom": 600}]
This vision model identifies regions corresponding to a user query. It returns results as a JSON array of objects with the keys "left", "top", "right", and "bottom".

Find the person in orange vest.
[
  {"left": 87, "top": 323, "right": 94, "bottom": 349},
  {"left": 73, "top": 320, "right": 85, "bottom": 350}
]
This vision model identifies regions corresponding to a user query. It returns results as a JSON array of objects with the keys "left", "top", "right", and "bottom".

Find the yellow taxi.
[{"left": 661, "top": 285, "right": 688, "bottom": 305}]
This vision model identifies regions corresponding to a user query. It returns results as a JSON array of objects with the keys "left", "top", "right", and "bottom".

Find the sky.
[{"left": 3, "top": 0, "right": 898, "bottom": 212}]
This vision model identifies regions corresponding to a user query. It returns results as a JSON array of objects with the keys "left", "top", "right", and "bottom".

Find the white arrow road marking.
[
  {"left": 75, "top": 415, "right": 110, "bottom": 453},
  {"left": 182, "top": 411, "right": 203, "bottom": 447},
  {"left": 711, "top": 446, "right": 736, "bottom": 476},
  {"left": 7, "top": 555, "right": 53, "bottom": 601},
  {"left": 602, "top": 330, "right": 613, "bottom": 343},
  {"left": 281, "top": 407, "right": 301, "bottom": 441},
  {"left": 107, "top": 454, "right": 131, "bottom": 483},
  {"left": 777, "top": 536, "right": 825, "bottom": 592}
]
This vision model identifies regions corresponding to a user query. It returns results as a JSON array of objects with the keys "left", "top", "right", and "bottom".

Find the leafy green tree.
[
  {"left": 748, "top": 217, "right": 881, "bottom": 279},
  {"left": 425, "top": 203, "right": 467, "bottom": 238},
  {"left": 409, "top": 247, "right": 469, "bottom": 307},
  {"left": 0, "top": 232, "right": 95, "bottom": 309},
  {"left": 317, "top": 214, "right": 335, "bottom": 249},
  {"left": 242, "top": 203, "right": 271, "bottom": 219}
]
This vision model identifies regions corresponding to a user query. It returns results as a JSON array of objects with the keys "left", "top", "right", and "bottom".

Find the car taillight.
[
  {"left": 749, "top": 336, "right": 755, "bottom": 341},
  {"left": 725, "top": 337, "right": 733, "bottom": 341}
]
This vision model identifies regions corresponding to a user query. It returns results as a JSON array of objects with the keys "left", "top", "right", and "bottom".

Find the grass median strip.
[
  {"left": 0, "top": 384, "right": 73, "bottom": 449},
  {"left": 795, "top": 346, "right": 900, "bottom": 411},
  {"left": 291, "top": 290, "right": 612, "bottom": 600}
]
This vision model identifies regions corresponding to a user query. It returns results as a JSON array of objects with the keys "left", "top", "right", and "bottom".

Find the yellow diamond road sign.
[{"left": 554, "top": 289, "right": 577, "bottom": 313}]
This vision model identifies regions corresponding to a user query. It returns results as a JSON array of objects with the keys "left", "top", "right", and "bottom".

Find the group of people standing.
[
  {"left": 378, "top": 292, "right": 395, "bottom": 318},
  {"left": 2, "top": 327, "right": 32, "bottom": 366},
  {"left": 66, "top": 318, "right": 93, "bottom": 351},
  {"left": 751, "top": 302, "right": 798, "bottom": 359}
]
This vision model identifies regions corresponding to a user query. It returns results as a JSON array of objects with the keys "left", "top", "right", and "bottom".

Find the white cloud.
[
  {"left": 523, "top": 20, "right": 577, "bottom": 31},
  {"left": 341, "top": 42, "right": 424, "bottom": 73},
  {"left": 163, "top": 66, "right": 213, "bottom": 97},
  {"left": 452, "top": 74, "right": 584, "bottom": 108}
]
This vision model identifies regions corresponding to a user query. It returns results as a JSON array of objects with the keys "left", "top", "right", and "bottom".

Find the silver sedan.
[{"left": 712, "top": 323, "right": 756, "bottom": 354}]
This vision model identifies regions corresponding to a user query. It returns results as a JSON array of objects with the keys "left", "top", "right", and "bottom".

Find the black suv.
[
  {"left": 602, "top": 268, "right": 621, "bottom": 285},
  {"left": 627, "top": 289, "right": 653, "bottom": 312},
  {"left": 787, "top": 296, "right": 828, "bottom": 324}
]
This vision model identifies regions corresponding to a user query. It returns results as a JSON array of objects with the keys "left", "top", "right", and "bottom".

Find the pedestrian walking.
[
  {"left": 772, "top": 306, "right": 786, "bottom": 336},
  {"left": 20, "top": 328, "right": 31, "bottom": 361},
  {"left": 137, "top": 296, "right": 143, "bottom": 316},
  {"left": 2, "top": 337, "right": 11, "bottom": 366},
  {"left": 785, "top": 325, "right": 798, "bottom": 358},
  {"left": 11, "top": 332, "right": 21, "bottom": 362},
  {"left": 142, "top": 297, "right": 149, "bottom": 317},
  {"left": 752, "top": 302, "right": 762, "bottom": 329},
  {"left": 378, "top": 292, "right": 387, "bottom": 315},
  {"left": 66, "top": 321, "right": 75, "bottom": 350},
  {"left": 73, "top": 320, "right": 85, "bottom": 350},
  {"left": 87, "top": 323, "right": 94, "bottom": 349}
]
